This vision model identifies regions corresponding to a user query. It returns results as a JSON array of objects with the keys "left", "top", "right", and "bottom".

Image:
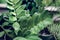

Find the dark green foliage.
[{"left": 0, "top": 0, "right": 60, "bottom": 40}]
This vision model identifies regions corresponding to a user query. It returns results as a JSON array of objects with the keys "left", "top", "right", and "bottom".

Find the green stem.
[{"left": 0, "top": 25, "right": 14, "bottom": 38}]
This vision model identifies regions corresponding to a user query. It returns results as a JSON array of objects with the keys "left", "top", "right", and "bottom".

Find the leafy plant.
[
  {"left": 47, "top": 23, "right": 60, "bottom": 40},
  {"left": 0, "top": 0, "right": 54, "bottom": 40}
]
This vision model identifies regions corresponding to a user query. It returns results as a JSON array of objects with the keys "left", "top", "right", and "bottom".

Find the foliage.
[
  {"left": 0, "top": 0, "right": 43, "bottom": 40},
  {"left": 0, "top": 0, "right": 6, "bottom": 3},
  {"left": 0, "top": 0, "right": 57, "bottom": 40},
  {"left": 13, "top": 35, "right": 42, "bottom": 40},
  {"left": 47, "top": 24, "right": 60, "bottom": 40}
]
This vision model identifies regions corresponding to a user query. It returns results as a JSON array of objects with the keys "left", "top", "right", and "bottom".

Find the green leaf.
[
  {"left": 32, "top": 13, "right": 40, "bottom": 25},
  {"left": 4, "top": 29, "right": 15, "bottom": 38},
  {"left": 30, "top": 18, "right": 53, "bottom": 34},
  {"left": 43, "top": 18, "right": 53, "bottom": 25},
  {"left": 9, "top": 16, "right": 17, "bottom": 22},
  {"left": 6, "top": 0, "right": 14, "bottom": 5},
  {"left": 16, "top": 10, "right": 26, "bottom": 18},
  {"left": 14, "top": 0, "right": 22, "bottom": 9},
  {"left": 25, "top": 10, "right": 30, "bottom": 17},
  {"left": 42, "top": 0, "right": 52, "bottom": 6},
  {"left": 16, "top": 5, "right": 26, "bottom": 13},
  {"left": 56, "top": 0, "right": 60, "bottom": 6},
  {"left": 13, "top": 22, "right": 20, "bottom": 35},
  {"left": 0, "top": 31, "right": 4, "bottom": 37},
  {"left": 7, "top": 5, "right": 14, "bottom": 10},
  {"left": 18, "top": 16, "right": 27, "bottom": 22},
  {"left": 10, "top": 0, "right": 20, "bottom": 4},
  {"left": 13, "top": 37, "right": 27, "bottom": 40},
  {"left": 10, "top": 12, "right": 16, "bottom": 16},
  {"left": 27, "top": 35, "right": 42, "bottom": 40},
  {"left": 2, "top": 22, "right": 9, "bottom": 26},
  {"left": 30, "top": 7, "right": 37, "bottom": 15}
]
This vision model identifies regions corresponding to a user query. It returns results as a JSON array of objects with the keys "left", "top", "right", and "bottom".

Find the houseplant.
[{"left": 0, "top": 0, "right": 56, "bottom": 40}]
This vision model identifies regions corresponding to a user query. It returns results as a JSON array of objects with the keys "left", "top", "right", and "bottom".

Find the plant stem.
[{"left": 0, "top": 25, "right": 14, "bottom": 38}]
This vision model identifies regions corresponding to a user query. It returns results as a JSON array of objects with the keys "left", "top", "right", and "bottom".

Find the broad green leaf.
[
  {"left": 16, "top": 10, "right": 26, "bottom": 18},
  {"left": 0, "top": 31, "right": 4, "bottom": 37},
  {"left": 13, "top": 37, "right": 27, "bottom": 40},
  {"left": 16, "top": 5, "right": 26, "bottom": 13},
  {"left": 9, "top": 16, "right": 17, "bottom": 22},
  {"left": 27, "top": 35, "right": 42, "bottom": 40},
  {"left": 13, "top": 22, "right": 20, "bottom": 35}
]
